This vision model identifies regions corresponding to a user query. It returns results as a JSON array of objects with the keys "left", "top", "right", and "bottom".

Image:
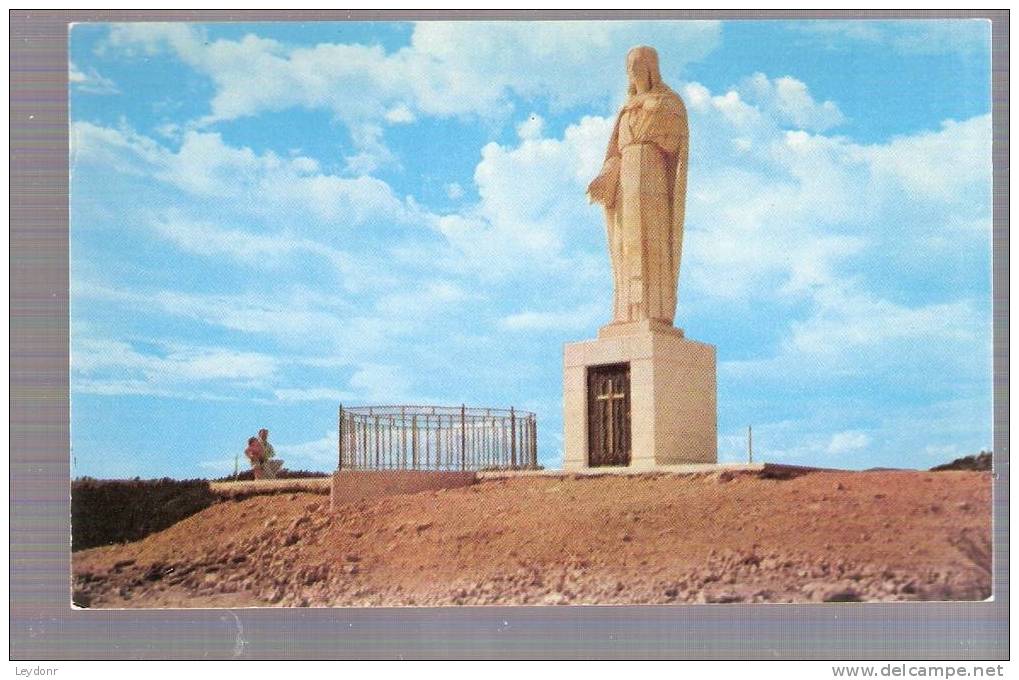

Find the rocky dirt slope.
[{"left": 72, "top": 470, "right": 992, "bottom": 607}]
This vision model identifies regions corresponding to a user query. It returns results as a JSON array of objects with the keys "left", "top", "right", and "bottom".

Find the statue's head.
[{"left": 626, "top": 45, "right": 662, "bottom": 96}]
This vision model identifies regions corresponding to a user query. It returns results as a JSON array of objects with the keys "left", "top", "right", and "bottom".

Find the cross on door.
[
  {"left": 587, "top": 362, "right": 631, "bottom": 467},
  {"left": 595, "top": 378, "right": 626, "bottom": 456}
]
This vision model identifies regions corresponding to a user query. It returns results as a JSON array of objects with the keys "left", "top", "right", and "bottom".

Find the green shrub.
[{"left": 71, "top": 477, "right": 218, "bottom": 551}]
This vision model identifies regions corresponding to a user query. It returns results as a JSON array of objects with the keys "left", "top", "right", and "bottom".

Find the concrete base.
[
  {"left": 563, "top": 324, "right": 717, "bottom": 471},
  {"left": 477, "top": 462, "right": 827, "bottom": 480},
  {"left": 597, "top": 319, "right": 684, "bottom": 340},
  {"left": 330, "top": 470, "right": 476, "bottom": 511}
]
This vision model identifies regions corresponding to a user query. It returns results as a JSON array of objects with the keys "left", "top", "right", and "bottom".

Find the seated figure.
[
  {"left": 257, "top": 428, "right": 283, "bottom": 479},
  {"left": 244, "top": 436, "right": 266, "bottom": 479}
]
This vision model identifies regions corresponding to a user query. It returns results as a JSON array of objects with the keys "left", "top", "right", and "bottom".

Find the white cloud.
[
  {"left": 71, "top": 122, "right": 418, "bottom": 227},
  {"left": 384, "top": 104, "right": 416, "bottom": 124},
  {"left": 150, "top": 290, "right": 405, "bottom": 357},
  {"left": 429, "top": 114, "right": 614, "bottom": 280},
  {"left": 924, "top": 443, "right": 967, "bottom": 461},
  {"left": 722, "top": 281, "right": 987, "bottom": 382},
  {"left": 100, "top": 21, "right": 721, "bottom": 164},
  {"left": 103, "top": 20, "right": 721, "bottom": 120},
  {"left": 71, "top": 281, "right": 455, "bottom": 405},
  {"left": 677, "top": 79, "right": 990, "bottom": 302},
  {"left": 374, "top": 281, "right": 472, "bottom": 321},
  {"left": 147, "top": 212, "right": 382, "bottom": 290},
  {"left": 517, "top": 113, "right": 545, "bottom": 140},
  {"left": 827, "top": 430, "right": 871, "bottom": 455},
  {"left": 69, "top": 61, "right": 119, "bottom": 94},
  {"left": 69, "top": 121, "right": 166, "bottom": 175},
  {"left": 73, "top": 337, "right": 277, "bottom": 382},
  {"left": 786, "top": 285, "right": 981, "bottom": 359},
  {"left": 154, "top": 122, "right": 182, "bottom": 140},
  {"left": 862, "top": 115, "right": 992, "bottom": 204},
  {"left": 74, "top": 280, "right": 366, "bottom": 355},
  {"left": 102, "top": 22, "right": 205, "bottom": 58},
  {"left": 499, "top": 303, "right": 601, "bottom": 332},
  {"left": 273, "top": 387, "right": 352, "bottom": 403},
  {"left": 343, "top": 122, "right": 398, "bottom": 174},
  {"left": 276, "top": 431, "right": 338, "bottom": 467},
  {"left": 70, "top": 121, "right": 436, "bottom": 300},
  {"left": 723, "top": 394, "right": 990, "bottom": 470},
  {"left": 71, "top": 301, "right": 445, "bottom": 406},
  {"left": 794, "top": 20, "right": 990, "bottom": 56},
  {"left": 71, "top": 336, "right": 279, "bottom": 397},
  {"left": 151, "top": 214, "right": 326, "bottom": 262},
  {"left": 348, "top": 364, "right": 413, "bottom": 402},
  {"left": 73, "top": 378, "right": 190, "bottom": 399},
  {"left": 738, "top": 73, "right": 844, "bottom": 131},
  {"left": 397, "top": 21, "right": 720, "bottom": 115},
  {"left": 173, "top": 350, "right": 277, "bottom": 382}
]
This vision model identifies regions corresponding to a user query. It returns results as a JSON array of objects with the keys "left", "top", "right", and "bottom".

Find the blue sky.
[{"left": 69, "top": 20, "right": 993, "bottom": 478}]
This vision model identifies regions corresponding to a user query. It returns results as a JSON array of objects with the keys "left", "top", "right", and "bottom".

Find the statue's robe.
[{"left": 599, "top": 86, "right": 688, "bottom": 325}]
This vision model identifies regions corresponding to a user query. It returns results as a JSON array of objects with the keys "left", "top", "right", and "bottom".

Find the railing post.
[
  {"left": 362, "top": 417, "right": 368, "bottom": 469},
  {"left": 460, "top": 404, "right": 467, "bottom": 471},
  {"left": 510, "top": 407, "right": 517, "bottom": 469},
  {"left": 412, "top": 415, "right": 418, "bottom": 469},
  {"left": 337, "top": 404, "right": 344, "bottom": 470},
  {"left": 386, "top": 416, "right": 390, "bottom": 468},
  {"left": 532, "top": 414, "right": 538, "bottom": 468},
  {"left": 374, "top": 415, "right": 380, "bottom": 468}
]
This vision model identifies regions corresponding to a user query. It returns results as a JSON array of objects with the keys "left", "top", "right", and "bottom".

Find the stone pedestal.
[
  {"left": 330, "top": 471, "right": 476, "bottom": 512},
  {"left": 563, "top": 322, "right": 717, "bottom": 470}
]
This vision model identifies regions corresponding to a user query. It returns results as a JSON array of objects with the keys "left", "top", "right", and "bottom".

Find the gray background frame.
[{"left": 10, "top": 9, "right": 1008, "bottom": 660}]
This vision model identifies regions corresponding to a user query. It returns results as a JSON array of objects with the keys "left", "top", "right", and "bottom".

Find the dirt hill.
[
  {"left": 72, "top": 470, "right": 992, "bottom": 607},
  {"left": 931, "top": 451, "right": 993, "bottom": 472}
]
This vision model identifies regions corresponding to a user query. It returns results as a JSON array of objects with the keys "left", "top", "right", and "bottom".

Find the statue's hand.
[
  {"left": 587, "top": 157, "right": 620, "bottom": 207},
  {"left": 587, "top": 173, "right": 610, "bottom": 205}
]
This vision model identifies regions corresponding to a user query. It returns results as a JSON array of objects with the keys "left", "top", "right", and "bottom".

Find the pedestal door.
[{"left": 587, "top": 362, "right": 631, "bottom": 467}]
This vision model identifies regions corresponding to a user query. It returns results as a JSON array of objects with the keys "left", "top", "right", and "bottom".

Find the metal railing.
[{"left": 337, "top": 404, "right": 538, "bottom": 472}]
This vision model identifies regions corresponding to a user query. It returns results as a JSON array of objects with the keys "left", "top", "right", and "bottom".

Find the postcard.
[{"left": 67, "top": 18, "right": 993, "bottom": 610}]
